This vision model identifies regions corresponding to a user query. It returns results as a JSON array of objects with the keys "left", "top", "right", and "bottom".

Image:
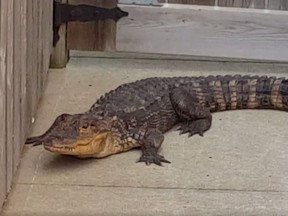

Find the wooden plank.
[
  {"left": 42, "top": 0, "right": 47, "bottom": 72},
  {"left": 47, "top": 0, "right": 54, "bottom": 70},
  {"left": 44, "top": 0, "right": 54, "bottom": 72},
  {"left": 99, "top": 0, "right": 117, "bottom": 51},
  {"left": 68, "top": 0, "right": 101, "bottom": 51},
  {"left": 42, "top": 0, "right": 48, "bottom": 72},
  {"left": 13, "top": 0, "right": 22, "bottom": 173},
  {"left": 50, "top": 24, "right": 69, "bottom": 68},
  {"left": 6, "top": 0, "right": 15, "bottom": 192},
  {"left": 117, "top": 5, "right": 288, "bottom": 61},
  {"left": 158, "top": 0, "right": 215, "bottom": 5},
  {"left": 26, "top": 0, "right": 33, "bottom": 126},
  {"left": 40, "top": 0, "right": 49, "bottom": 91},
  {"left": 67, "top": 0, "right": 117, "bottom": 51},
  {"left": 0, "top": 0, "right": 8, "bottom": 206},
  {"left": 37, "top": 0, "right": 42, "bottom": 101},
  {"left": 31, "top": 0, "right": 38, "bottom": 115},
  {"left": 218, "top": 0, "right": 265, "bottom": 8},
  {"left": 268, "top": 0, "right": 288, "bottom": 10},
  {"left": 20, "top": 0, "right": 28, "bottom": 145}
]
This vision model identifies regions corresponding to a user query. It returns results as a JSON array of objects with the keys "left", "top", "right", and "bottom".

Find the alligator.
[{"left": 25, "top": 75, "right": 288, "bottom": 165}]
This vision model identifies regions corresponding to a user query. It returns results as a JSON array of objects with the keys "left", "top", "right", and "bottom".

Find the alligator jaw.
[
  {"left": 44, "top": 144, "right": 95, "bottom": 158},
  {"left": 43, "top": 137, "right": 95, "bottom": 156},
  {"left": 44, "top": 144, "right": 75, "bottom": 153},
  {"left": 42, "top": 132, "right": 118, "bottom": 158}
]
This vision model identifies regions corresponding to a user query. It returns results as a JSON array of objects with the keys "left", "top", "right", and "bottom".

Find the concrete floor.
[{"left": 2, "top": 54, "right": 288, "bottom": 215}]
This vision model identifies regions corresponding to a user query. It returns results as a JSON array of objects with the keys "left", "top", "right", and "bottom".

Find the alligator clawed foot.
[
  {"left": 178, "top": 118, "right": 211, "bottom": 138},
  {"left": 178, "top": 123, "right": 204, "bottom": 137},
  {"left": 137, "top": 150, "right": 171, "bottom": 166}
]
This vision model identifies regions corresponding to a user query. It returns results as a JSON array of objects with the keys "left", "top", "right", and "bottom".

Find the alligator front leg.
[{"left": 137, "top": 128, "right": 170, "bottom": 166}]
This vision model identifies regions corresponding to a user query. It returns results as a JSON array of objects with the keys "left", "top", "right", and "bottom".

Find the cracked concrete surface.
[{"left": 2, "top": 55, "right": 288, "bottom": 215}]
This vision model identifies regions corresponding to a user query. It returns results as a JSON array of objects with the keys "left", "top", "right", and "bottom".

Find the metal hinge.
[{"left": 53, "top": 1, "right": 129, "bottom": 46}]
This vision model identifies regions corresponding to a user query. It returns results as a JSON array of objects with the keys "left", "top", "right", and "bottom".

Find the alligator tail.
[{"left": 201, "top": 75, "right": 288, "bottom": 112}]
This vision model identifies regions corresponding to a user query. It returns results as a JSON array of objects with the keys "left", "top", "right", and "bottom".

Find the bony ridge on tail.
[{"left": 25, "top": 75, "right": 288, "bottom": 166}]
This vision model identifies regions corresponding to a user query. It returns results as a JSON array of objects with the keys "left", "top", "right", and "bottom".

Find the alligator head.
[{"left": 25, "top": 113, "right": 123, "bottom": 158}]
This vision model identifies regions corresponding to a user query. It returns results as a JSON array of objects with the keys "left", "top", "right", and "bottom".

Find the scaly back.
[{"left": 89, "top": 75, "right": 288, "bottom": 115}]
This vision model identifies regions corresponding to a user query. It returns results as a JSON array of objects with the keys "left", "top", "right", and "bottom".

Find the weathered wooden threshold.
[
  {"left": 116, "top": 4, "right": 288, "bottom": 61},
  {"left": 70, "top": 50, "right": 288, "bottom": 64},
  {"left": 69, "top": 50, "right": 288, "bottom": 77}
]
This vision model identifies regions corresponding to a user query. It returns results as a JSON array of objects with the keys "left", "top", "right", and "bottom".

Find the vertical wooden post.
[
  {"left": 13, "top": 0, "right": 22, "bottom": 174},
  {"left": 20, "top": 0, "right": 28, "bottom": 152},
  {"left": 25, "top": 0, "right": 33, "bottom": 128},
  {"left": 0, "top": 0, "right": 8, "bottom": 205},
  {"left": 50, "top": 0, "right": 69, "bottom": 68},
  {"left": 99, "top": 0, "right": 117, "bottom": 51},
  {"left": 6, "top": 0, "right": 15, "bottom": 193}
]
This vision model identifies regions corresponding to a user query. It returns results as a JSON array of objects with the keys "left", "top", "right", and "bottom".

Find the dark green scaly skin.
[{"left": 26, "top": 75, "right": 288, "bottom": 166}]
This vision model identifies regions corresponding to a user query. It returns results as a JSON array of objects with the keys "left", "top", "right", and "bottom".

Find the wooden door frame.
[{"left": 50, "top": 0, "right": 118, "bottom": 68}]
